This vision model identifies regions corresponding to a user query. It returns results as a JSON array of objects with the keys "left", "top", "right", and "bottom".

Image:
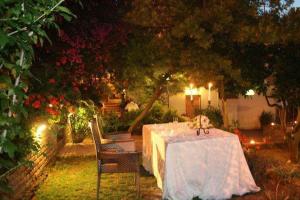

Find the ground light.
[
  {"left": 35, "top": 124, "right": 47, "bottom": 143},
  {"left": 250, "top": 139, "right": 256, "bottom": 145}
]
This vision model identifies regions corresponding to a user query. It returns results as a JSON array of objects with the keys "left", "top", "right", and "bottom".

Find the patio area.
[
  {"left": 2, "top": 1, "right": 300, "bottom": 199},
  {"left": 32, "top": 133, "right": 300, "bottom": 200}
]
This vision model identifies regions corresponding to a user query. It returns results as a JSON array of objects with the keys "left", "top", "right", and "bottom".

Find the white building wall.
[
  {"left": 170, "top": 90, "right": 276, "bottom": 130},
  {"left": 169, "top": 92, "right": 186, "bottom": 115},
  {"left": 169, "top": 87, "right": 219, "bottom": 115},
  {"left": 227, "top": 95, "right": 276, "bottom": 130}
]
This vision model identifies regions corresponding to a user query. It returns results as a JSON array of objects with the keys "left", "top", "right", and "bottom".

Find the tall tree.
[
  {"left": 240, "top": 1, "right": 300, "bottom": 137},
  {"left": 116, "top": 0, "right": 270, "bottom": 131}
]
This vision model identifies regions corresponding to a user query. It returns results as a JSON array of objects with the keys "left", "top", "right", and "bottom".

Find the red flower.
[
  {"left": 24, "top": 98, "right": 30, "bottom": 106},
  {"left": 48, "top": 79, "right": 56, "bottom": 84},
  {"left": 29, "top": 95, "right": 35, "bottom": 100},
  {"left": 49, "top": 97, "right": 59, "bottom": 106},
  {"left": 56, "top": 62, "right": 61, "bottom": 67},
  {"left": 59, "top": 95, "right": 65, "bottom": 100},
  {"left": 234, "top": 128, "right": 248, "bottom": 144},
  {"left": 46, "top": 107, "right": 59, "bottom": 115},
  {"left": 73, "top": 87, "right": 79, "bottom": 93},
  {"left": 32, "top": 100, "right": 41, "bottom": 109}
]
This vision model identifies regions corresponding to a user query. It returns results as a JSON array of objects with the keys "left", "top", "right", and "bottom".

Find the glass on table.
[{"left": 173, "top": 117, "right": 178, "bottom": 124}]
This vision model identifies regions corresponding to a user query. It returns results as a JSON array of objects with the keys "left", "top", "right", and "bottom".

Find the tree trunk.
[
  {"left": 297, "top": 107, "right": 300, "bottom": 122},
  {"left": 128, "top": 85, "right": 164, "bottom": 133},
  {"left": 221, "top": 98, "right": 229, "bottom": 130},
  {"left": 218, "top": 78, "right": 229, "bottom": 129},
  {"left": 278, "top": 107, "right": 287, "bottom": 136}
]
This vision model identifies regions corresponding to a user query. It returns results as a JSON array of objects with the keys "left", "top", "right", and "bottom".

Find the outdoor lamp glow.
[
  {"left": 250, "top": 139, "right": 256, "bottom": 145},
  {"left": 208, "top": 82, "right": 213, "bottom": 102},
  {"left": 185, "top": 84, "right": 198, "bottom": 100},
  {"left": 36, "top": 124, "right": 47, "bottom": 138}
]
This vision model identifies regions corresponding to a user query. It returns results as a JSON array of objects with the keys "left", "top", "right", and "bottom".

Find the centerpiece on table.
[{"left": 189, "top": 115, "right": 212, "bottom": 135}]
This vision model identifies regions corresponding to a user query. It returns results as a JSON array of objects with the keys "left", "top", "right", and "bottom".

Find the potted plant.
[
  {"left": 69, "top": 100, "right": 96, "bottom": 143},
  {"left": 259, "top": 111, "right": 274, "bottom": 130}
]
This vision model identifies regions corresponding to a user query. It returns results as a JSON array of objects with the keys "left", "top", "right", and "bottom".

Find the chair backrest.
[
  {"left": 89, "top": 119, "right": 101, "bottom": 159},
  {"left": 95, "top": 114, "right": 105, "bottom": 140}
]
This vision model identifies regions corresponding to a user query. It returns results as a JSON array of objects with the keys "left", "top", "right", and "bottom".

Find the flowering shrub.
[
  {"left": 25, "top": 94, "right": 67, "bottom": 117},
  {"left": 32, "top": 1, "right": 130, "bottom": 104},
  {"left": 24, "top": 94, "right": 69, "bottom": 140}
]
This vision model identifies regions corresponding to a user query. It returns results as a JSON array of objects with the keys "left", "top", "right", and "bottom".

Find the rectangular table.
[{"left": 143, "top": 122, "right": 260, "bottom": 200}]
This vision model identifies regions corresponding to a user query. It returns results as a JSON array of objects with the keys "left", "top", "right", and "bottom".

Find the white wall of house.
[
  {"left": 169, "top": 87, "right": 219, "bottom": 115},
  {"left": 169, "top": 90, "right": 276, "bottom": 130},
  {"left": 227, "top": 95, "right": 276, "bottom": 130}
]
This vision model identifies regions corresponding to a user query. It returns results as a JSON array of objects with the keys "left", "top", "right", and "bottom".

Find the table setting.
[{"left": 142, "top": 116, "right": 260, "bottom": 200}]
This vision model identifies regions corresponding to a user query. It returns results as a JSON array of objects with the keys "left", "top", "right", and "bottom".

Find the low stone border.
[{"left": 0, "top": 132, "right": 66, "bottom": 200}]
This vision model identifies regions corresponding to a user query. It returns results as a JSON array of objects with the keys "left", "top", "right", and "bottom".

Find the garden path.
[{"left": 49, "top": 133, "right": 300, "bottom": 200}]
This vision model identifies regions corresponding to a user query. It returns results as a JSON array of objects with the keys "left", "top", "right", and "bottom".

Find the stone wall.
[{"left": 1, "top": 129, "right": 66, "bottom": 200}]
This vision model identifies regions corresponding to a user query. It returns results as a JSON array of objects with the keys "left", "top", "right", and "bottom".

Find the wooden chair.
[
  {"left": 95, "top": 114, "right": 132, "bottom": 139},
  {"left": 95, "top": 114, "right": 136, "bottom": 152},
  {"left": 89, "top": 119, "right": 140, "bottom": 200}
]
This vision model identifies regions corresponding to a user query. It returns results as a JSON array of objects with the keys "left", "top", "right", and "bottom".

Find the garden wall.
[
  {"left": 1, "top": 128, "right": 67, "bottom": 200},
  {"left": 227, "top": 94, "right": 276, "bottom": 129},
  {"left": 169, "top": 90, "right": 276, "bottom": 130}
]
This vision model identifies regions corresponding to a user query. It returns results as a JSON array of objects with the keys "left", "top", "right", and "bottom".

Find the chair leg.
[
  {"left": 135, "top": 172, "right": 140, "bottom": 199},
  {"left": 97, "top": 172, "right": 101, "bottom": 200}
]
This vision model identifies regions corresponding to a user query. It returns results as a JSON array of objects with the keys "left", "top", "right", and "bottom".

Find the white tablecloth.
[{"left": 142, "top": 123, "right": 260, "bottom": 200}]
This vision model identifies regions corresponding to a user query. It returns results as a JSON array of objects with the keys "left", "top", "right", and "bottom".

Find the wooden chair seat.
[
  {"left": 104, "top": 132, "right": 131, "bottom": 140},
  {"left": 89, "top": 119, "right": 140, "bottom": 200}
]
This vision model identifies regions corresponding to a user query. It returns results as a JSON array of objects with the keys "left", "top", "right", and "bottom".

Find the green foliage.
[
  {"left": 228, "top": 120, "right": 240, "bottom": 133},
  {"left": 0, "top": 1, "right": 74, "bottom": 193},
  {"left": 102, "top": 102, "right": 184, "bottom": 133},
  {"left": 70, "top": 100, "right": 97, "bottom": 143},
  {"left": 102, "top": 112, "right": 125, "bottom": 133},
  {"left": 195, "top": 107, "right": 223, "bottom": 128},
  {"left": 259, "top": 111, "right": 274, "bottom": 128},
  {"left": 122, "top": 0, "right": 268, "bottom": 97}
]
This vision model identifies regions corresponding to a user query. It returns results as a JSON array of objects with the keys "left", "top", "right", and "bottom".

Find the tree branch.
[
  {"left": 264, "top": 94, "right": 281, "bottom": 108},
  {"left": 8, "top": 49, "right": 24, "bottom": 118},
  {"left": 128, "top": 84, "right": 164, "bottom": 133},
  {"left": 7, "top": 0, "right": 65, "bottom": 37}
]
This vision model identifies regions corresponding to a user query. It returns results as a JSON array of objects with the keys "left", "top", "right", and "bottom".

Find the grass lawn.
[
  {"left": 34, "top": 156, "right": 161, "bottom": 200},
  {"left": 34, "top": 147, "right": 300, "bottom": 200}
]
